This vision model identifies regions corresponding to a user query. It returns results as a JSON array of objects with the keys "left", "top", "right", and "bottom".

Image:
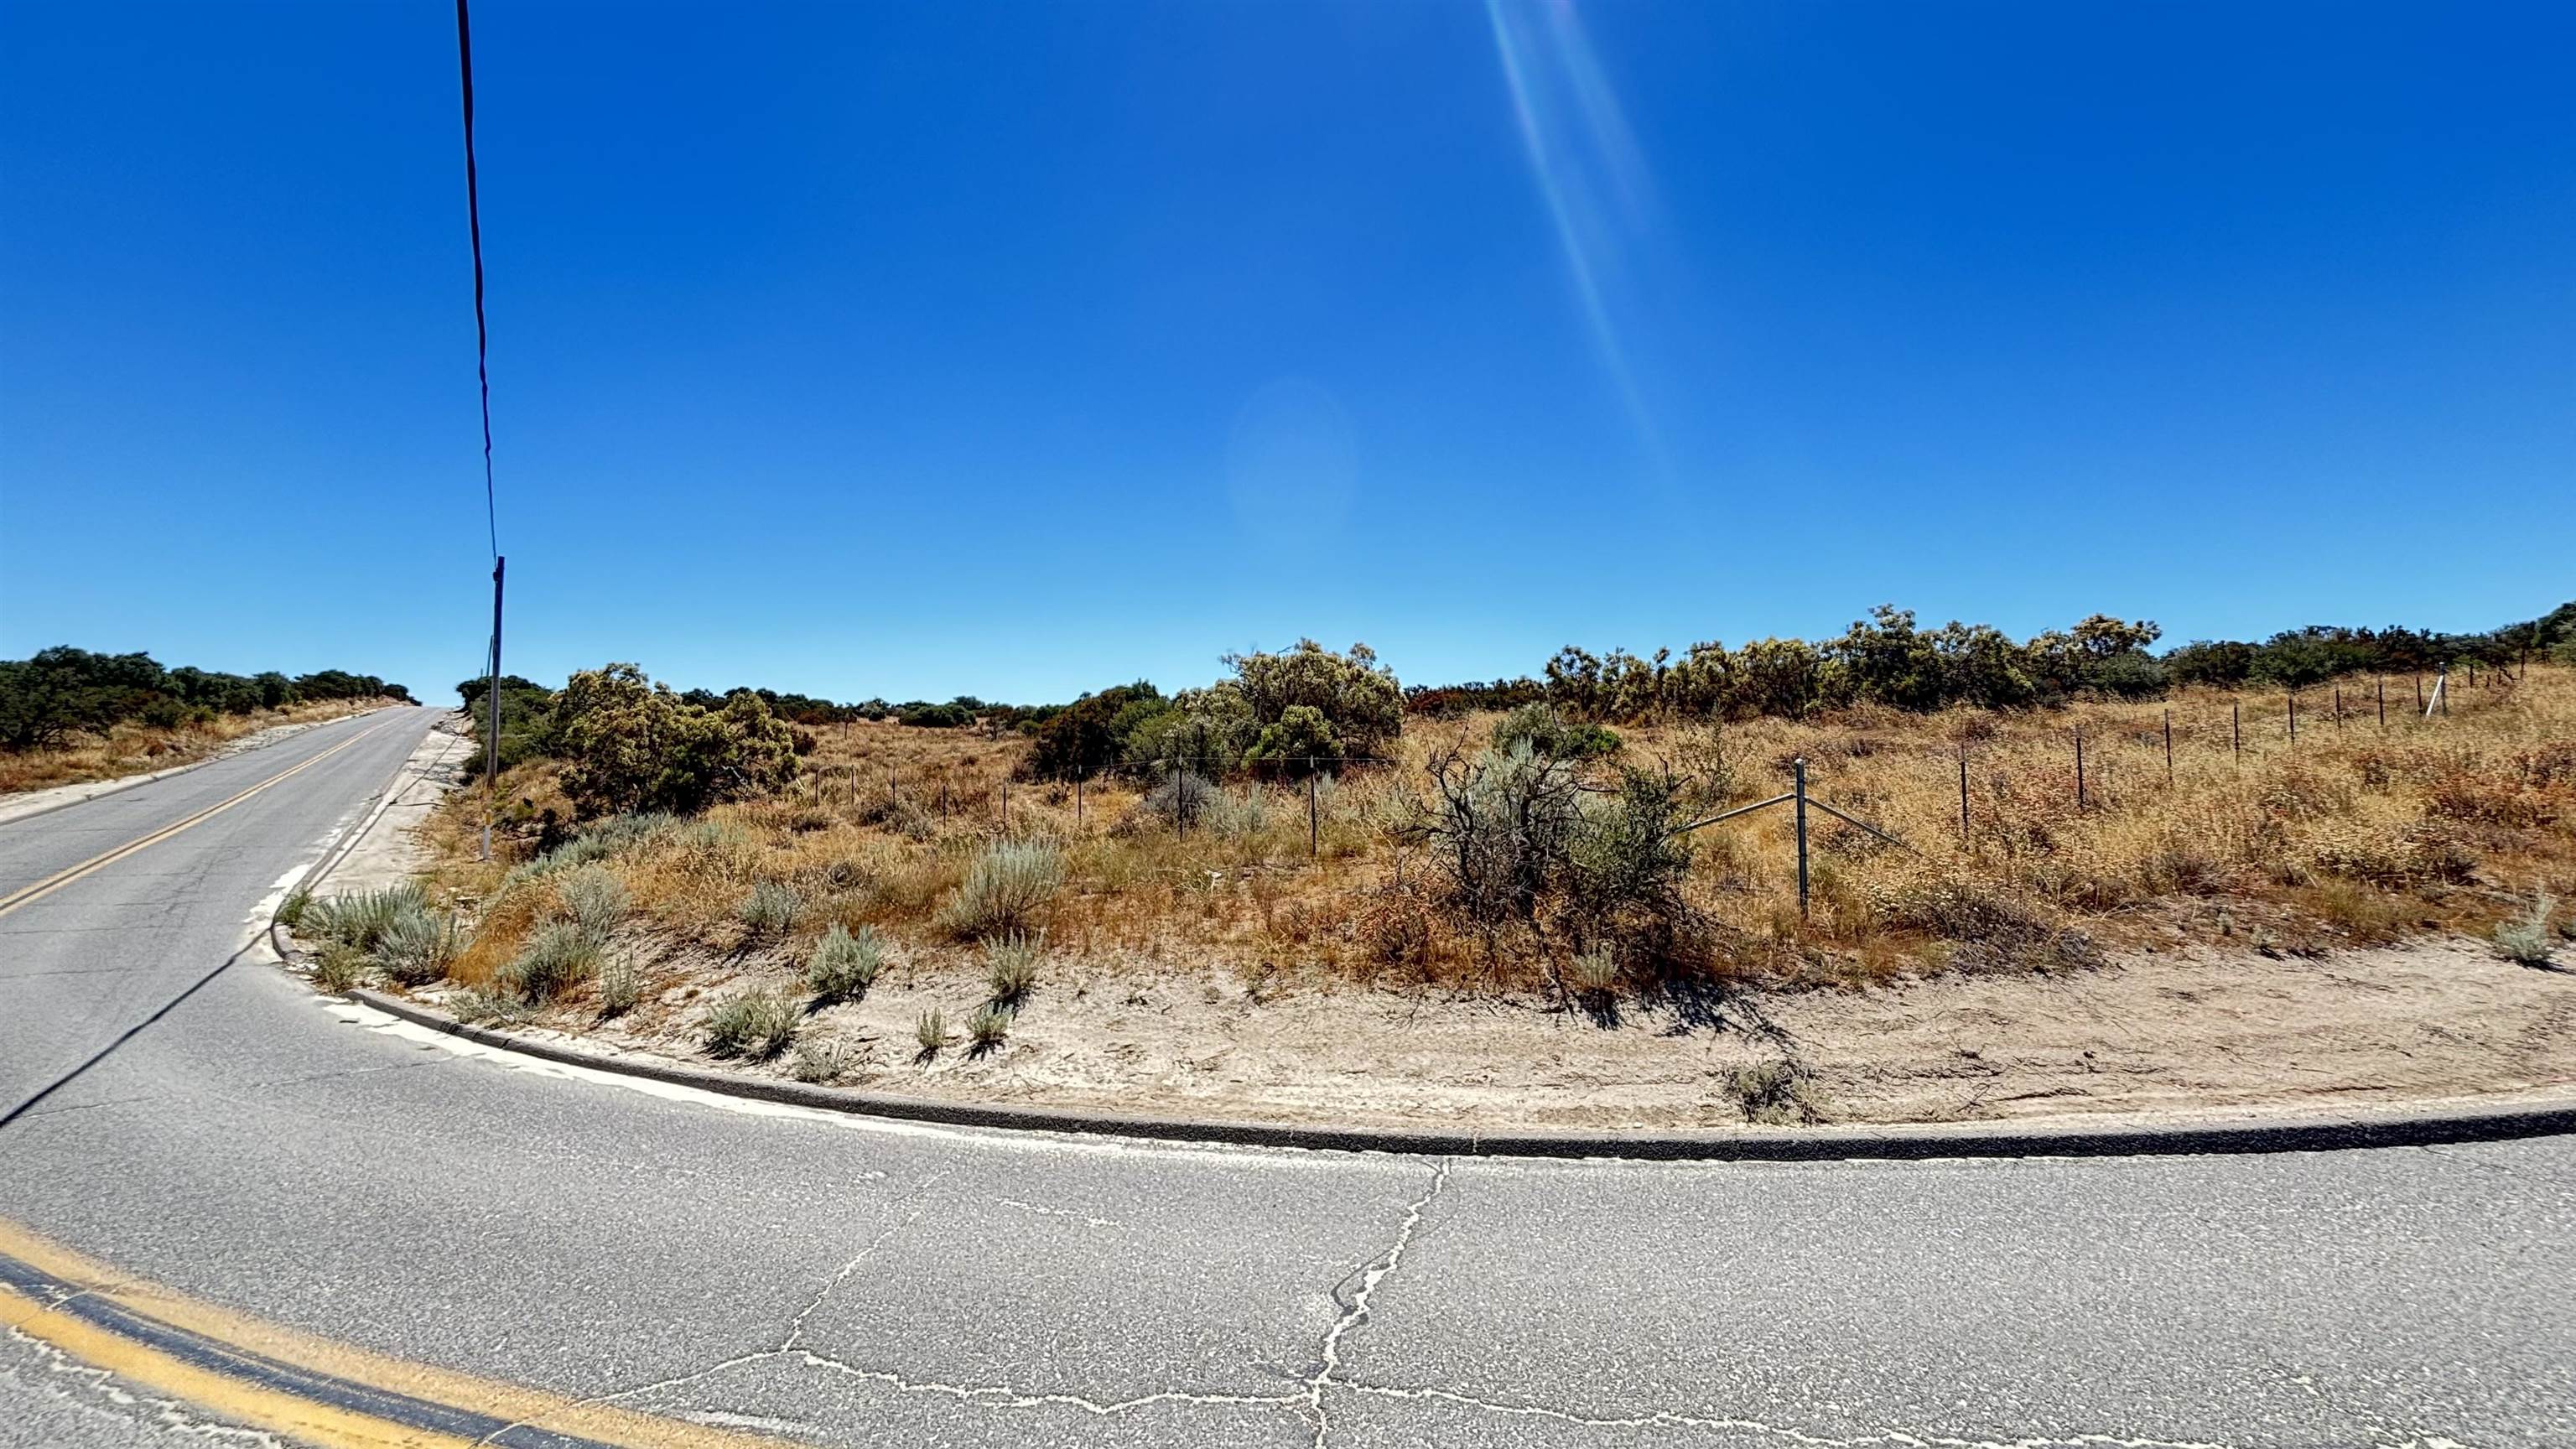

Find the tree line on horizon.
[
  {"left": 0, "top": 646, "right": 414, "bottom": 752},
  {"left": 1405, "top": 601, "right": 2576, "bottom": 723},
  {"left": 451, "top": 598, "right": 2570, "bottom": 813}
]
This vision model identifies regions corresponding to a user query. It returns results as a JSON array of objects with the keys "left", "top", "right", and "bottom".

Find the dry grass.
[
  {"left": 0, "top": 699, "right": 390, "bottom": 795},
  {"left": 417, "top": 667, "right": 2576, "bottom": 1039}
]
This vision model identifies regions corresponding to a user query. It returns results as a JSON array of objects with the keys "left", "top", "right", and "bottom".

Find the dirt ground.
[
  {"left": 350, "top": 717, "right": 2576, "bottom": 1131},
  {"left": 408, "top": 933, "right": 2574, "bottom": 1131}
]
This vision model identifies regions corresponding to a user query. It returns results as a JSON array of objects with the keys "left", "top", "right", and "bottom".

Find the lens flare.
[{"left": 1485, "top": 0, "right": 1665, "bottom": 466}]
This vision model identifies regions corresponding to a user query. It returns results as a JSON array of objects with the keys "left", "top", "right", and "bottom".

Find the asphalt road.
[{"left": 1, "top": 708, "right": 2568, "bottom": 1448}]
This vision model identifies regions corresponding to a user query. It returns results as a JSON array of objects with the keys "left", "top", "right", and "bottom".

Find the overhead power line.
[
  {"left": 454, "top": 0, "right": 496, "bottom": 561},
  {"left": 454, "top": 0, "right": 505, "bottom": 860}
]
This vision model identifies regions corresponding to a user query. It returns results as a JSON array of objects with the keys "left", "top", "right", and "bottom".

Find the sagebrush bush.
[
  {"left": 965, "top": 1002, "right": 1015, "bottom": 1052},
  {"left": 790, "top": 1034, "right": 862, "bottom": 1083},
  {"left": 939, "top": 839, "right": 1063, "bottom": 937},
  {"left": 277, "top": 886, "right": 314, "bottom": 930},
  {"left": 807, "top": 922, "right": 885, "bottom": 1004},
  {"left": 597, "top": 953, "right": 642, "bottom": 1015},
  {"left": 703, "top": 986, "right": 799, "bottom": 1059},
  {"left": 984, "top": 932, "right": 1041, "bottom": 1004},
  {"left": 2495, "top": 893, "right": 2559, "bottom": 966},
  {"left": 914, "top": 1007, "right": 947, "bottom": 1056},
  {"left": 372, "top": 906, "right": 460, "bottom": 987},
  {"left": 1566, "top": 947, "right": 1619, "bottom": 995},
  {"left": 558, "top": 865, "right": 629, "bottom": 946},
  {"left": 1200, "top": 784, "right": 1270, "bottom": 841},
  {"left": 505, "top": 921, "right": 602, "bottom": 1001},
  {"left": 1725, "top": 1059, "right": 1822, "bottom": 1124},
  {"left": 1141, "top": 770, "right": 1221, "bottom": 832},
  {"left": 448, "top": 987, "right": 532, "bottom": 1025},
  {"left": 309, "top": 942, "right": 369, "bottom": 995},
  {"left": 738, "top": 880, "right": 803, "bottom": 937},
  {"left": 304, "top": 883, "right": 430, "bottom": 952}
]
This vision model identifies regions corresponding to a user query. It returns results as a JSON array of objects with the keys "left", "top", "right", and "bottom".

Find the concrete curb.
[
  {"left": 345, "top": 986, "right": 2576, "bottom": 1161},
  {"left": 0, "top": 706, "right": 400, "bottom": 830}
]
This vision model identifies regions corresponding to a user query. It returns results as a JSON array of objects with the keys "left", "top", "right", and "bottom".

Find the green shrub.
[
  {"left": 1142, "top": 770, "right": 1221, "bottom": 833},
  {"left": 738, "top": 880, "right": 803, "bottom": 937},
  {"left": 556, "top": 865, "right": 629, "bottom": 945},
  {"left": 1492, "top": 704, "right": 1620, "bottom": 761},
  {"left": 1201, "top": 784, "right": 1271, "bottom": 841},
  {"left": 914, "top": 1007, "right": 948, "bottom": 1057},
  {"left": 597, "top": 953, "right": 642, "bottom": 1015},
  {"left": 2496, "top": 893, "right": 2559, "bottom": 966},
  {"left": 1244, "top": 704, "right": 1341, "bottom": 774},
  {"left": 504, "top": 921, "right": 602, "bottom": 1001},
  {"left": 965, "top": 1003, "right": 1015, "bottom": 1052},
  {"left": 372, "top": 907, "right": 461, "bottom": 987},
  {"left": 304, "top": 883, "right": 431, "bottom": 952},
  {"left": 553, "top": 663, "right": 799, "bottom": 819},
  {"left": 449, "top": 988, "right": 533, "bottom": 1026},
  {"left": 702, "top": 986, "right": 799, "bottom": 1059},
  {"left": 309, "top": 942, "right": 369, "bottom": 995},
  {"left": 1566, "top": 947, "right": 1618, "bottom": 996},
  {"left": 984, "top": 932, "right": 1041, "bottom": 1004},
  {"left": 1725, "top": 1059, "right": 1822, "bottom": 1124},
  {"left": 277, "top": 886, "right": 314, "bottom": 930},
  {"left": 939, "top": 839, "right": 1063, "bottom": 937},
  {"left": 790, "top": 1034, "right": 863, "bottom": 1084},
  {"left": 806, "top": 923, "right": 885, "bottom": 1004}
]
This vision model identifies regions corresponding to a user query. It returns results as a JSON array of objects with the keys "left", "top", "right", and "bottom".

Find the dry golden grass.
[
  {"left": 0, "top": 699, "right": 392, "bottom": 795},
  {"left": 419, "top": 667, "right": 2575, "bottom": 1009}
]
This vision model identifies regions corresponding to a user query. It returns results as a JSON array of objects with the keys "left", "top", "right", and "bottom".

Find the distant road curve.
[{"left": 0, "top": 703, "right": 2567, "bottom": 1448}]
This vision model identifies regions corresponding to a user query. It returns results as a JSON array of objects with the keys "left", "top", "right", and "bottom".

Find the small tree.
[{"left": 555, "top": 664, "right": 797, "bottom": 818}]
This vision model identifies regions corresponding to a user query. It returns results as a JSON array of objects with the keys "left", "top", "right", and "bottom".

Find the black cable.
[{"left": 455, "top": 0, "right": 496, "bottom": 561}]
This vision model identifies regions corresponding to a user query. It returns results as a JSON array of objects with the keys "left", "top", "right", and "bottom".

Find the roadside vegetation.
[
  {"left": 332, "top": 605, "right": 2573, "bottom": 1090},
  {"left": 0, "top": 646, "right": 413, "bottom": 794}
]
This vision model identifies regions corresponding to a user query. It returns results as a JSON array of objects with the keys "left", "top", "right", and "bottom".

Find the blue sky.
[{"left": 3, "top": 2, "right": 2569, "bottom": 705}]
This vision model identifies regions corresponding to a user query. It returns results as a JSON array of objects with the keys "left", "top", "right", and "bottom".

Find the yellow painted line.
[
  {"left": 0, "top": 1218, "right": 805, "bottom": 1449},
  {"left": 0, "top": 1279, "right": 484, "bottom": 1449},
  {"left": 0, "top": 719, "right": 394, "bottom": 920}
]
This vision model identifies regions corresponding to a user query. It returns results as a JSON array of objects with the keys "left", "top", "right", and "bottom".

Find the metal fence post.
[
  {"left": 2231, "top": 700, "right": 2241, "bottom": 765},
  {"left": 2163, "top": 709, "right": 2174, "bottom": 786},
  {"left": 1957, "top": 746, "right": 1970, "bottom": 846},
  {"left": 2333, "top": 684, "right": 2343, "bottom": 732},
  {"left": 1793, "top": 757, "right": 1810, "bottom": 919},
  {"left": 2377, "top": 677, "right": 2386, "bottom": 729},
  {"left": 1075, "top": 772, "right": 1083, "bottom": 828},
  {"left": 2074, "top": 729, "right": 2086, "bottom": 812},
  {"left": 2288, "top": 692, "right": 2297, "bottom": 744},
  {"left": 1308, "top": 772, "right": 1319, "bottom": 859}
]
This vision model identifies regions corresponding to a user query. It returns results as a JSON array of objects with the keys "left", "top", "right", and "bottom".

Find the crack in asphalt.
[
  {"left": 1301, "top": 1157, "right": 1451, "bottom": 1448},
  {"left": 473, "top": 1167, "right": 958, "bottom": 1446},
  {"left": 782, "top": 1168, "right": 952, "bottom": 1352}
]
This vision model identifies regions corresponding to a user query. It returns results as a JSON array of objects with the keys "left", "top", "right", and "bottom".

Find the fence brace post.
[{"left": 1793, "top": 756, "right": 1810, "bottom": 920}]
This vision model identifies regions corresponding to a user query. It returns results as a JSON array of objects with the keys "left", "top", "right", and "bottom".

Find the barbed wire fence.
[{"left": 776, "top": 663, "right": 2516, "bottom": 915}]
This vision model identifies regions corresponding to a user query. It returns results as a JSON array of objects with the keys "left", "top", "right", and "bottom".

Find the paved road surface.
[{"left": 2, "top": 707, "right": 2568, "bottom": 1448}]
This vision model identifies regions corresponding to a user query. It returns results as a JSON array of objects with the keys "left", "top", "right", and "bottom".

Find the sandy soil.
[{"left": 416, "top": 933, "right": 2573, "bottom": 1131}]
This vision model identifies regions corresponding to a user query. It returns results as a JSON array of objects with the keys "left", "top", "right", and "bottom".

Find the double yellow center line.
[
  {"left": 0, "top": 720, "right": 393, "bottom": 922},
  {"left": 0, "top": 1218, "right": 800, "bottom": 1449}
]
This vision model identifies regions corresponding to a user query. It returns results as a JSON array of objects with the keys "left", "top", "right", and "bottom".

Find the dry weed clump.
[{"left": 417, "top": 666, "right": 2575, "bottom": 1028}]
